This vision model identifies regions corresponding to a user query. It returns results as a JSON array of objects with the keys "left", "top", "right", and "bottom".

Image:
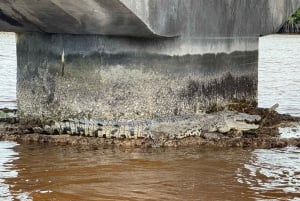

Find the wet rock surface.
[{"left": 1, "top": 104, "right": 300, "bottom": 149}]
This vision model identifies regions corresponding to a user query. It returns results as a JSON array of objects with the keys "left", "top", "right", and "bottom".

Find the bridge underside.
[{"left": 1, "top": 0, "right": 299, "bottom": 126}]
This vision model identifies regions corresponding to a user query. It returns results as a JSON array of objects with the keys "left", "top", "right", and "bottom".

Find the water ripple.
[
  {"left": 0, "top": 141, "right": 30, "bottom": 201},
  {"left": 259, "top": 35, "right": 300, "bottom": 117},
  {"left": 0, "top": 32, "right": 16, "bottom": 109},
  {"left": 237, "top": 146, "right": 300, "bottom": 200}
]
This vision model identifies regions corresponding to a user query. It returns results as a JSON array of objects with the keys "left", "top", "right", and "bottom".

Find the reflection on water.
[
  {"left": 237, "top": 147, "right": 300, "bottom": 200},
  {"left": 0, "top": 141, "right": 29, "bottom": 201}
]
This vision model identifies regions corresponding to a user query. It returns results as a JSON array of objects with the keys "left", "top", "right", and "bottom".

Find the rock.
[
  {"left": 33, "top": 127, "right": 43, "bottom": 133},
  {"left": 23, "top": 129, "right": 33, "bottom": 134},
  {"left": 43, "top": 125, "right": 53, "bottom": 135}
]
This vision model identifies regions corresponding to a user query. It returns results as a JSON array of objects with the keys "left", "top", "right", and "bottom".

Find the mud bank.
[
  {"left": 1, "top": 104, "right": 300, "bottom": 149},
  {"left": 1, "top": 132, "right": 300, "bottom": 149}
]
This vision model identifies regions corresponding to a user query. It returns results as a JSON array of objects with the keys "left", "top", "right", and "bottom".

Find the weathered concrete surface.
[
  {"left": 0, "top": 0, "right": 168, "bottom": 37},
  {"left": 0, "top": 0, "right": 300, "bottom": 37},
  {"left": 17, "top": 32, "right": 258, "bottom": 122},
  {"left": 11, "top": 0, "right": 300, "bottom": 124},
  {"left": 122, "top": 0, "right": 300, "bottom": 37}
]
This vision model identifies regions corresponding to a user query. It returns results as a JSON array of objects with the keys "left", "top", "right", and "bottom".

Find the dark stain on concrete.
[
  {"left": 180, "top": 72, "right": 257, "bottom": 102},
  {"left": 0, "top": 9, "right": 23, "bottom": 27},
  {"left": 65, "top": 50, "right": 258, "bottom": 75}
]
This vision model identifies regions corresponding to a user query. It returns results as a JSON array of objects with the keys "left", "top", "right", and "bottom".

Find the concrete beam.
[
  {"left": 1, "top": 0, "right": 300, "bottom": 37},
  {"left": 0, "top": 0, "right": 169, "bottom": 37},
  {"left": 121, "top": 0, "right": 300, "bottom": 37}
]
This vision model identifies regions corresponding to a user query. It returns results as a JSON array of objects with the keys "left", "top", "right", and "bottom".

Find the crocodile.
[{"left": 38, "top": 111, "right": 261, "bottom": 141}]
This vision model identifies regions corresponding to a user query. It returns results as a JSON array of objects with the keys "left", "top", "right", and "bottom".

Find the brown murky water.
[
  {"left": 1, "top": 141, "right": 300, "bottom": 201},
  {"left": 0, "top": 142, "right": 252, "bottom": 201}
]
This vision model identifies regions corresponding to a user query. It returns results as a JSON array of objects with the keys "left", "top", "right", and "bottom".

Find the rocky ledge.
[{"left": 1, "top": 103, "right": 300, "bottom": 149}]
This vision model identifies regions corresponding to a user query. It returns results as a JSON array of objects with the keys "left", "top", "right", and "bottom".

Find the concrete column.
[{"left": 17, "top": 32, "right": 258, "bottom": 123}]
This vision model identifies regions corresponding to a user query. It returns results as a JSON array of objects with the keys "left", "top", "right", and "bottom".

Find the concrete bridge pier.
[
  {"left": 16, "top": 33, "right": 258, "bottom": 123},
  {"left": 0, "top": 0, "right": 296, "bottom": 127}
]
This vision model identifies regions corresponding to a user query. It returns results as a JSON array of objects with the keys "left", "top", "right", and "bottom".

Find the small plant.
[
  {"left": 0, "top": 111, "right": 7, "bottom": 118},
  {"left": 280, "top": 8, "right": 300, "bottom": 33}
]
